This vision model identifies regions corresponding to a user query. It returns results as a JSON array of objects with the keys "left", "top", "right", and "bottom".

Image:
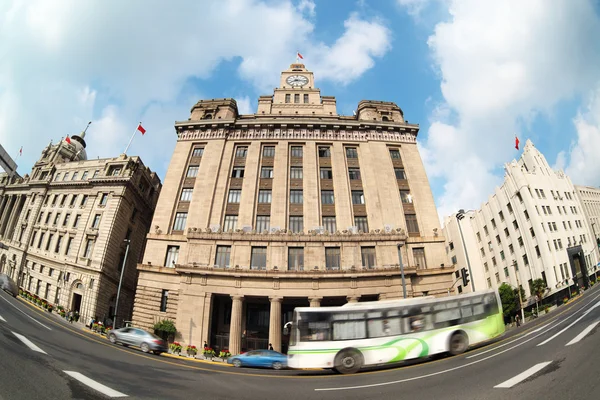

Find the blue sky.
[{"left": 2, "top": 0, "right": 600, "bottom": 222}]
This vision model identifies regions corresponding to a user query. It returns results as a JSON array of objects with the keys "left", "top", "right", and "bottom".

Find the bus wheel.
[
  {"left": 334, "top": 349, "right": 363, "bottom": 374},
  {"left": 449, "top": 331, "right": 469, "bottom": 355}
]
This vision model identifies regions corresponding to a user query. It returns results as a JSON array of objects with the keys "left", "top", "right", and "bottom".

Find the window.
[
  {"left": 480, "top": 248, "right": 485, "bottom": 257},
  {"left": 504, "top": 227, "right": 510, "bottom": 237},
  {"left": 389, "top": 149, "right": 401, "bottom": 159},
  {"left": 318, "top": 146, "right": 331, "bottom": 157},
  {"left": 223, "top": 215, "right": 238, "bottom": 232},
  {"left": 529, "top": 227, "right": 535, "bottom": 238},
  {"left": 487, "top": 278, "right": 492, "bottom": 288},
  {"left": 251, "top": 247, "right": 267, "bottom": 270},
  {"left": 92, "top": 170, "right": 99, "bottom": 179},
  {"left": 100, "top": 193, "right": 108, "bottom": 206},
  {"left": 484, "top": 225, "right": 489, "bottom": 235},
  {"left": 256, "top": 216, "right": 270, "bottom": 233},
  {"left": 491, "top": 218, "right": 496, "bottom": 229},
  {"left": 348, "top": 168, "right": 361, "bottom": 180},
  {"left": 236, "top": 146, "right": 248, "bottom": 158},
  {"left": 263, "top": 146, "right": 275, "bottom": 157},
  {"left": 504, "top": 267, "right": 509, "bottom": 277},
  {"left": 51, "top": 195, "right": 58, "bottom": 207},
  {"left": 45, "top": 213, "right": 52, "bottom": 224},
  {"left": 518, "top": 236, "right": 524, "bottom": 246},
  {"left": 451, "top": 255, "right": 457, "bottom": 264},
  {"left": 394, "top": 168, "right": 406, "bottom": 179},
  {"left": 323, "top": 216, "right": 336, "bottom": 233},
  {"left": 160, "top": 290, "right": 169, "bottom": 312},
  {"left": 260, "top": 167, "right": 273, "bottom": 178},
  {"left": 509, "top": 244, "right": 514, "bottom": 254},
  {"left": 524, "top": 210, "right": 530, "bottom": 220},
  {"left": 59, "top": 195, "right": 67, "bottom": 207},
  {"left": 400, "top": 190, "right": 412, "bottom": 204},
  {"left": 346, "top": 147, "right": 358, "bottom": 158},
  {"left": 192, "top": 147, "right": 204, "bottom": 157},
  {"left": 215, "top": 246, "right": 231, "bottom": 268},
  {"left": 507, "top": 203, "right": 513, "bottom": 213},
  {"left": 172, "top": 212, "right": 187, "bottom": 231},
  {"left": 73, "top": 214, "right": 81, "bottom": 228},
  {"left": 321, "top": 191, "right": 335, "bottom": 204},
  {"left": 291, "top": 146, "right": 303, "bottom": 158},
  {"left": 351, "top": 191, "right": 365, "bottom": 205},
  {"left": 187, "top": 165, "right": 199, "bottom": 177},
  {"left": 89, "top": 279, "right": 94, "bottom": 289},
  {"left": 413, "top": 248, "right": 427, "bottom": 269},
  {"left": 180, "top": 188, "right": 193, "bottom": 201},
  {"left": 285, "top": 94, "right": 290, "bottom": 103},
  {"left": 405, "top": 214, "right": 419, "bottom": 234},
  {"left": 290, "top": 167, "right": 303, "bottom": 179},
  {"left": 303, "top": 94, "right": 309, "bottom": 104},
  {"left": 45, "top": 234, "right": 53, "bottom": 251},
  {"left": 108, "top": 167, "right": 121, "bottom": 177},
  {"left": 289, "top": 216, "right": 303, "bottom": 233},
  {"left": 500, "top": 250, "right": 505, "bottom": 260},
  {"left": 355, "top": 216, "right": 369, "bottom": 233},
  {"left": 288, "top": 248, "right": 304, "bottom": 271},
  {"left": 513, "top": 220, "right": 518, "bottom": 230},
  {"left": 53, "top": 213, "right": 61, "bottom": 225},
  {"left": 71, "top": 171, "right": 79, "bottom": 180},
  {"left": 496, "top": 235, "right": 501, "bottom": 245},
  {"left": 55, "top": 235, "right": 63, "bottom": 253},
  {"left": 476, "top": 232, "right": 481, "bottom": 242},
  {"left": 83, "top": 238, "right": 94, "bottom": 258},
  {"left": 55, "top": 173, "right": 61, "bottom": 181},
  {"left": 62, "top": 173, "right": 69, "bottom": 181},
  {"left": 535, "top": 245, "right": 541, "bottom": 257},
  {"left": 92, "top": 214, "right": 101, "bottom": 229},
  {"left": 80, "top": 195, "right": 88, "bottom": 207},
  {"left": 258, "top": 190, "right": 272, "bottom": 203},
  {"left": 294, "top": 94, "right": 300, "bottom": 103},
  {"left": 65, "top": 236, "right": 73, "bottom": 255},
  {"left": 290, "top": 190, "right": 303, "bottom": 204},
  {"left": 228, "top": 189, "right": 241, "bottom": 203},
  {"left": 165, "top": 246, "right": 180, "bottom": 267},
  {"left": 325, "top": 248, "right": 341, "bottom": 270},
  {"left": 499, "top": 211, "right": 504, "bottom": 221},
  {"left": 495, "top": 273, "right": 500, "bottom": 283},
  {"left": 232, "top": 167, "right": 245, "bottom": 178},
  {"left": 320, "top": 168, "right": 333, "bottom": 179},
  {"left": 69, "top": 195, "right": 77, "bottom": 207},
  {"left": 30, "top": 231, "right": 37, "bottom": 246},
  {"left": 361, "top": 247, "right": 376, "bottom": 268}
]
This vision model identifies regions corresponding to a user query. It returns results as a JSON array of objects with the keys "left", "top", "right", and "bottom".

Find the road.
[{"left": 1, "top": 285, "right": 599, "bottom": 400}]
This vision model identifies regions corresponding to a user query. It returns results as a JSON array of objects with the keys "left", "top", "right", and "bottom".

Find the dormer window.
[
  {"left": 108, "top": 166, "right": 122, "bottom": 176},
  {"left": 382, "top": 116, "right": 389, "bottom": 121},
  {"left": 204, "top": 114, "right": 213, "bottom": 119}
]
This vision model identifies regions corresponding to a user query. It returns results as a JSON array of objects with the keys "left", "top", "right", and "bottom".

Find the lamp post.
[
  {"left": 397, "top": 243, "right": 407, "bottom": 298},
  {"left": 456, "top": 210, "right": 475, "bottom": 292},
  {"left": 113, "top": 239, "right": 131, "bottom": 329},
  {"left": 512, "top": 261, "right": 525, "bottom": 324}
]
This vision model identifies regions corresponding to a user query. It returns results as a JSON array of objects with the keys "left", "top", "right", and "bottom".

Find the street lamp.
[
  {"left": 512, "top": 261, "right": 526, "bottom": 323},
  {"left": 397, "top": 243, "right": 407, "bottom": 298},
  {"left": 113, "top": 239, "right": 131, "bottom": 329},
  {"left": 456, "top": 210, "right": 475, "bottom": 292}
]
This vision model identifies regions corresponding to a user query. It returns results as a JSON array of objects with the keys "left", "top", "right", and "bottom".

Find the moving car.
[
  {"left": 107, "top": 327, "right": 168, "bottom": 355},
  {"left": 0, "top": 273, "right": 18, "bottom": 297},
  {"left": 228, "top": 350, "right": 288, "bottom": 370}
]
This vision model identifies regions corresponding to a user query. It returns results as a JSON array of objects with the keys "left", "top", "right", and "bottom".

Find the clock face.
[{"left": 286, "top": 75, "right": 309, "bottom": 87}]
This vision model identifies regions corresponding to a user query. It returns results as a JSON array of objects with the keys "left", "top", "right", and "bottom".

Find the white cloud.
[
  {"left": 236, "top": 96, "right": 254, "bottom": 116},
  {"left": 399, "top": 0, "right": 600, "bottom": 221},
  {"left": 0, "top": 0, "right": 391, "bottom": 179}
]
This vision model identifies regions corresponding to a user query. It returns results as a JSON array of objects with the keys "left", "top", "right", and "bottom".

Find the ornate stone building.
[
  {"left": 0, "top": 131, "right": 161, "bottom": 326},
  {"left": 132, "top": 63, "right": 453, "bottom": 355}
]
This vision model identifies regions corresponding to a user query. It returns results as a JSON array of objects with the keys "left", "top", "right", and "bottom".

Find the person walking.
[
  {"left": 515, "top": 313, "right": 521, "bottom": 327},
  {"left": 269, "top": 343, "right": 274, "bottom": 351}
]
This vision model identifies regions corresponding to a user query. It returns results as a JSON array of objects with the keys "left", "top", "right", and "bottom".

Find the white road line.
[
  {"left": 566, "top": 321, "right": 599, "bottom": 346},
  {"left": 0, "top": 294, "right": 52, "bottom": 330},
  {"left": 466, "top": 323, "right": 552, "bottom": 359},
  {"left": 12, "top": 331, "right": 47, "bottom": 354},
  {"left": 538, "top": 301, "right": 600, "bottom": 346},
  {"left": 63, "top": 371, "right": 127, "bottom": 398},
  {"left": 494, "top": 361, "right": 552, "bottom": 388},
  {"left": 0, "top": 315, "right": 6, "bottom": 322}
]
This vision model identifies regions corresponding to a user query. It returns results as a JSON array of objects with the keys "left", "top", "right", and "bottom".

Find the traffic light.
[{"left": 461, "top": 267, "right": 470, "bottom": 287}]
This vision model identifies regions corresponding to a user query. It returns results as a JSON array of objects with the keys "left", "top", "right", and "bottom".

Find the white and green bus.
[{"left": 287, "top": 289, "right": 504, "bottom": 373}]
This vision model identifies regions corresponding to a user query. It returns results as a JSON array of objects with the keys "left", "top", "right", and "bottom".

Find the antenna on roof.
[{"left": 80, "top": 121, "right": 92, "bottom": 138}]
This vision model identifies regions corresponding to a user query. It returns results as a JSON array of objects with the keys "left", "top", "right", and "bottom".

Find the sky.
[{"left": 2, "top": 0, "right": 600, "bottom": 224}]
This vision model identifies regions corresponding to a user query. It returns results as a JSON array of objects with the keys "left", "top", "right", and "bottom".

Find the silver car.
[
  {"left": 0, "top": 273, "right": 18, "bottom": 297},
  {"left": 108, "top": 327, "right": 168, "bottom": 355}
]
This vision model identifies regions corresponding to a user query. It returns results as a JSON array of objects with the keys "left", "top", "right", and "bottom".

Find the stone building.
[
  {"left": 574, "top": 184, "right": 600, "bottom": 267},
  {"left": 443, "top": 140, "right": 598, "bottom": 307},
  {"left": 0, "top": 131, "right": 161, "bottom": 326},
  {"left": 132, "top": 63, "right": 453, "bottom": 355}
]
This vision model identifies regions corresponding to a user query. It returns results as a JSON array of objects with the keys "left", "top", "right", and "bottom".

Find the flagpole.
[{"left": 123, "top": 122, "right": 141, "bottom": 155}]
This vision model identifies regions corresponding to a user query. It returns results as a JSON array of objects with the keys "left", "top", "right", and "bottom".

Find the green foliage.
[
  {"left": 530, "top": 279, "right": 547, "bottom": 302},
  {"left": 499, "top": 283, "right": 524, "bottom": 323},
  {"left": 153, "top": 319, "right": 177, "bottom": 341}
]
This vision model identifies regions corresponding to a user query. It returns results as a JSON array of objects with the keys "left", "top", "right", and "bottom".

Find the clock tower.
[{"left": 256, "top": 63, "right": 338, "bottom": 116}]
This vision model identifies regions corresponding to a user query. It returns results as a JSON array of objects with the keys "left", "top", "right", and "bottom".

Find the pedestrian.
[
  {"left": 269, "top": 343, "right": 273, "bottom": 351},
  {"left": 515, "top": 313, "right": 521, "bottom": 327},
  {"left": 204, "top": 341, "right": 208, "bottom": 350},
  {"left": 88, "top": 316, "right": 94, "bottom": 329}
]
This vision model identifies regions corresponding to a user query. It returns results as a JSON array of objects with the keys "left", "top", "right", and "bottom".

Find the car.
[
  {"left": 107, "top": 327, "right": 168, "bottom": 355},
  {"left": 227, "top": 349, "right": 288, "bottom": 370},
  {"left": 0, "top": 273, "right": 18, "bottom": 297}
]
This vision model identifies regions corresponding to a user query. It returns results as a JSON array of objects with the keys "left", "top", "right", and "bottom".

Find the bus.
[{"left": 287, "top": 289, "right": 504, "bottom": 373}]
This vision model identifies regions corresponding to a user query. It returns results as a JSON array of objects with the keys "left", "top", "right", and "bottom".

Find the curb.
[{"left": 161, "top": 352, "right": 233, "bottom": 367}]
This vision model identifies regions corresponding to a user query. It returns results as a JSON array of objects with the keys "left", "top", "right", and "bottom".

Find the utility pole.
[
  {"left": 456, "top": 210, "right": 475, "bottom": 292},
  {"left": 513, "top": 260, "right": 525, "bottom": 323},
  {"left": 397, "top": 243, "right": 407, "bottom": 298},
  {"left": 113, "top": 239, "right": 131, "bottom": 329}
]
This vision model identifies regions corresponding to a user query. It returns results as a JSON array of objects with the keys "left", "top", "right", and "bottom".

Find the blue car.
[{"left": 228, "top": 350, "right": 288, "bottom": 370}]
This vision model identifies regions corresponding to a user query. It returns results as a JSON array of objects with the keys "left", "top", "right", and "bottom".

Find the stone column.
[
  {"left": 228, "top": 295, "right": 244, "bottom": 355},
  {"left": 309, "top": 297, "right": 322, "bottom": 307},
  {"left": 346, "top": 296, "right": 360, "bottom": 303},
  {"left": 268, "top": 296, "right": 282, "bottom": 352},
  {"left": 0, "top": 195, "right": 15, "bottom": 236}
]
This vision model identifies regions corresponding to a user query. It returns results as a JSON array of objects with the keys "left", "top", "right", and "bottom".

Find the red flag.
[
  {"left": 19, "top": 146, "right": 22, "bottom": 156},
  {"left": 137, "top": 123, "right": 146, "bottom": 135},
  {"left": 297, "top": 52, "right": 303, "bottom": 60},
  {"left": 65, "top": 135, "right": 71, "bottom": 144},
  {"left": 515, "top": 136, "right": 520, "bottom": 150}
]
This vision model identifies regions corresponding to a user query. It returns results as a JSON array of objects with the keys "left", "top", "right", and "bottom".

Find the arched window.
[
  {"left": 382, "top": 116, "right": 389, "bottom": 121},
  {"left": 204, "top": 114, "right": 213, "bottom": 120},
  {"left": 75, "top": 282, "right": 84, "bottom": 290}
]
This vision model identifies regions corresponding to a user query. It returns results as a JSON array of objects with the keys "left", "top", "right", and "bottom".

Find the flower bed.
[{"left": 170, "top": 342, "right": 182, "bottom": 354}]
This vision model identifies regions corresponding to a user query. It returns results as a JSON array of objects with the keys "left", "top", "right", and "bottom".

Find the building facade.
[
  {"left": 574, "top": 185, "right": 600, "bottom": 264},
  {"left": 443, "top": 140, "right": 598, "bottom": 307},
  {"left": 0, "top": 131, "right": 161, "bottom": 327},
  {"left": 132, "top": 63, "right": 454, "bottom": 355}
]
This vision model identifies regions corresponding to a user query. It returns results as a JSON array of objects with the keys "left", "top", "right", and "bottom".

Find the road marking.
[
  {"left": 12, "top": 331, "right": 47, "bottom": 354},
  {"left": 538, "top": 300, "right": 600, "bottom": 346},
  {"left": 0, "top": 294, "right": 52, "bottom": 330},
  {"left": 64, "top": 371, "right": 127, "bottom": 398},
  {"left": 494, "top": 361, "right": 552, "bottom": 388},
  {"left": 0, "top": 315, "right": 6, "bottom": 322},
  {"left": 566, "top": 321, "right": 599, "bottom": 346},
  {"left": 466, "top": 322, "right": 552, "bottom": 359}
]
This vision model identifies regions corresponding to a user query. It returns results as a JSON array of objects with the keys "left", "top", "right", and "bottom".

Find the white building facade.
[
  {"left": 574, "top": 185, "right": 600, "bottom": 264},
  {"left": 443, "top": 140, "right": 598, "bottom": 307}
]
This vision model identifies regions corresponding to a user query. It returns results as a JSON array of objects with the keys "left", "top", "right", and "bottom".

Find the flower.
[{"left": 170, "top": 342, "right": 182, "bottom": 353}]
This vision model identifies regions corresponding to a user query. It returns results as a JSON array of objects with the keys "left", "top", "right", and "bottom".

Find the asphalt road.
[{"left": 1, "top": 284, "right": 599, "bottom": 400}]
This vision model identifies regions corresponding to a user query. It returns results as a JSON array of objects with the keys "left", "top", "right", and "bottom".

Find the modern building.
[
  {"left": 443, "top": 140, "right": 598, "bottom": 308},
  {"left": 132, "top": 63, "right": 454, "bottom": 355},
  {"left": 0, "top": 131, "right": 161, "bottom": 326},
  {"left": 574, "top": 185, "right": 600, "bottom": 265}
]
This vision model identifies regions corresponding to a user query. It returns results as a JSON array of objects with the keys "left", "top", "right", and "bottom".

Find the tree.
[
  {"left": 498, "top": 283, "right": 525, "bottom": 324},
  {"left": 153, "top": 319, "right": 177, "bottom": 342},
  {"left": 530, "top": 279, "right": 547, "bottom": 302}
]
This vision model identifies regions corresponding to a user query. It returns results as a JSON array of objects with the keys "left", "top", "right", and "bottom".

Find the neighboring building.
[
  {"left": 132, "top": 63, "right": 454, "bottom": 355},
  {"left": 574, "top": 185, "right": 600, "bottom": 265},
  {"left": 0, "top": 131, "right": 161, "bottom": 327},
  {"left": 443, "top": 140, "right": 598, "bottom": 308}
]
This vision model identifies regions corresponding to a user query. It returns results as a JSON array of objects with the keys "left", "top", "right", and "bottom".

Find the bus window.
[
  {"left": 298, "top": 312, "right": 331, "bottom": 341},
  {"left": 333, "top": 320, "right": 366, "bottom": 340},
  {"left": 368, "top": 318, "right": 402, "bottom": 338}
]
